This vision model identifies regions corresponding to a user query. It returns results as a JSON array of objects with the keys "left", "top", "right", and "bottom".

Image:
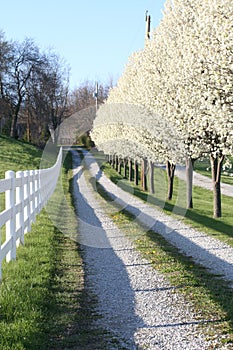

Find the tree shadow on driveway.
[{"left": 71, "top": 151, "right": 145, "bottom": 349}]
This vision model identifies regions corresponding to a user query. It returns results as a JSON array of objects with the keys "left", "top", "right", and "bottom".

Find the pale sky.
[{"left": 0, "top": 0, "right": 166, "bottom": 89}]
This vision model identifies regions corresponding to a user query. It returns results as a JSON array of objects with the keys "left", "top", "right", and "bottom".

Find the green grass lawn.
[
  {"left": 0, "top": 138, "right": 132, "bottom": 349},
  {"left": 0, "top": 136, "right": 42, "bottom": 178},
  {"left": 0, "top": 139, "right": 85, "bottom": 349}
]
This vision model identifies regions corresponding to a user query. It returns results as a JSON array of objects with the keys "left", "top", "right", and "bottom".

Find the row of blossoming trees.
[{"left": 91, "top": 0, "right": 233, "bottom": 218}]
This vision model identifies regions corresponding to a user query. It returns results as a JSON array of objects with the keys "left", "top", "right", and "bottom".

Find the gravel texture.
[
  {"left": 71, "top": 149, "right": 232, "bottom": 349},
  {"left": 175, "top": 165, "right": 233, "bottom": 197}
]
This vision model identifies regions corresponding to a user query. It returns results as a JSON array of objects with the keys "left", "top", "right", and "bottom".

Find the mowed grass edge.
[
  {"left": 0, "top": 144, "right": 86, "bottom": 349},
  {"left": 0, "top": 139, "right": 133, "bottom": 350}
]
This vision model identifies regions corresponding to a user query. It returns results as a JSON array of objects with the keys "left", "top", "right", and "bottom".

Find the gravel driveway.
[{"left": 71, "top": 149, "right": 232, "bottom": 349}]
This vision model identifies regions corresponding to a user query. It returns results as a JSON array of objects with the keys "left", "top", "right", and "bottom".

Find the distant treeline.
[{"left": 0, "top": 31, "right": 112, "bottom": 147}]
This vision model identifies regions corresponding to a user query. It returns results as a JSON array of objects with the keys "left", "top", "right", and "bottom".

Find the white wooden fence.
[{"left": 0, "top": 147, "right": 63, "bottom": 279}]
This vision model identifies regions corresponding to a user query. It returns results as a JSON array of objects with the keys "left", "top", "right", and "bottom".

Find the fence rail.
[{"left": 0, "top": 147, "right": 63, "bottom": 279}]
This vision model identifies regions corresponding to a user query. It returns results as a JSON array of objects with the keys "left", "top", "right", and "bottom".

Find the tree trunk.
[
  {"left": 112, "top": 155, "right": 115, "bottom": 169},
  {"left": 186, "top": 157, "right": 195, "bottom": 209},
  {"left": 166, "top": 161, "right": 176, "bottom": 200},
  {"left": 26, "top": 110, "right": 31, "bottom": 142},
  {"left": 10, "top": 99, "right": 22, "bottom": 138},
  {"left": 149, "top": 161, "right": 155, "bottom": 194},
  {"left": 141, "top": 158, "right": 148, "bottom": 191},
  {"left": 118, "top": 159, "right": 122, "bottom": 174},
  {"left": 123, "top": 159, "right": 127, "bottom": 178},
  {"left": 128, "top": 159, "right": 133, "bottom": 181},
  {"left": 10, "top": 114, "right": 17, "bottom": 138},
  {"left": 134, "top": 160, "right": 139, "bottom": 186},
  {"left": 110, "top": 154, "right": 113, "bottom": 166},
  {"left": 210, "top": 154, "right": 224, "bottom": 218},
  {"left": 115, "top": 155, "right": 119, "bottom": 171}
]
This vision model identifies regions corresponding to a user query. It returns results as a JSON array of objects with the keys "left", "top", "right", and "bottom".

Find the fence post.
[
  {"left": 30, "top": 170, "right": 36, "bottom": 223},
  {"left": 24, "top": 170, "right": 31, "bottom": 234},
  {"left": 5, "top": 170, "right": 16, "bottom": 262},
  {"left": 16, "top": 171, "right": 24, "bottom": 246},
  {"left": 35, "top": 170, "right": 39, "bottom": 215},
  {"left": 0, "top": 229, "right": 2, "bottom": 279}
]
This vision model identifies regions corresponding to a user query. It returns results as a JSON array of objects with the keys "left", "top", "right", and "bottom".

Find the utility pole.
[
  {"left": 93, "top": 81, "right": 98, "bottom": 112},
  {"left": 145, "top": 11, "right": 151, "bottom": 41}
]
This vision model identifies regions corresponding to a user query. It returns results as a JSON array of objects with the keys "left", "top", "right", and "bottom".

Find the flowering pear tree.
[
  {"left": 191, "top": 0, "right": 233, "bottom": 217},
  {"left": 92, "top": 0, "right": 233, "bottom": 218},
  {"left": 139, "top": 0, "right": 205, "bottom": 209},
  {"left": 91, "top": 100, "right": 185, "bottom": 198},
  {"left": 142, "top": 0, "right": 233, "bottom": 216},
  {"left": 160, "top": 0, "right": 233, "bottom": 217}
]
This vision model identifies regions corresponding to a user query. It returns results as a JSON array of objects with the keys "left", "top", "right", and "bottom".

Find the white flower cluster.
[{"left": 91, "top": 0, "right": 233, "bottom": 165}]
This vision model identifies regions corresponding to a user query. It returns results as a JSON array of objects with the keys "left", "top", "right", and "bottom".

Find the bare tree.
[
  {"left": 68, "top": 80, "right": 111, "bottom": 114},
  {"left": 0, "top": 32, "right": 13, "bottom": 132},
  {"left": 27, "top": 52, "right": 70, "bottom": 143},
  {"left": 66, "top": 80, "right": 111, "bottom": 146},
  {"left": 13, "top": 50, "right": 69, "bottom": 146},
  {"left": 1, "top": 38, "right": 43, "bottom": 138}
]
